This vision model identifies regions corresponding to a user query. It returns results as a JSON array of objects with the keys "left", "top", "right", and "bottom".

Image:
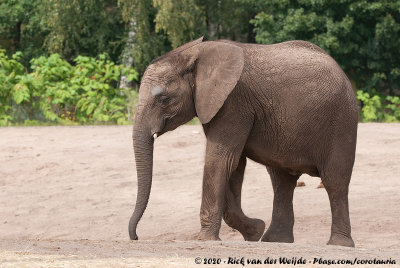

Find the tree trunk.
[{"left": 120, "top": 16, "right": 136, "bottom": 90}]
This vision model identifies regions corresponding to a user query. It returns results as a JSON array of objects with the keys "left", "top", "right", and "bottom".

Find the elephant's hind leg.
[
  {"left": 223, "top": 155, "right": 266, "bottom": 241},
  {"left": 320, "top": 118, "right": 356, "bottom": 247},
  {"left": 261, "top": 167, "right": 299, "bottom": 243},
  {"left": 321, "top": 165, "right": 355, "bottom": 247}
]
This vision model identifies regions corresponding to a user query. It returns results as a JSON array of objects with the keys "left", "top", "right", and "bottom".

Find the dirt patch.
[{"left": 0, "top": 123, "right": 399, "bottom": 266}]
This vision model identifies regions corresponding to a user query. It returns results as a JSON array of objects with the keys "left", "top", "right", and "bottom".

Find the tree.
[
  {"left": 119, "top": 8, "right": 136, "bottom": 90},
  {"left": 251, "top": 0, "right": 400, "bottom": 95},
  {"left": 0, "top": 0, "right": 47, "bottom": 64},
  {"left": 197, "top": 0, "right": 260, "bottom": 42},
  {"left": 153, "top": 0, "right": 206, "bottom": 48},
  {"left": 40, "top": 0, "right": 126, "bottom": 62},
  {"left": 118, "top": 0, "right": 169, "bottom": 77}
]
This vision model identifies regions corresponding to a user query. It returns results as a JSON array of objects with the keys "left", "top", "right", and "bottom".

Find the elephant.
[{"left": 129, "top": 36, "right": 358, "bottom": 247}]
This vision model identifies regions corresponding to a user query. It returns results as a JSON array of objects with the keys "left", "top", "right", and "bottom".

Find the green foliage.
[
  {"left": 0, "top": 49, "right": 26, "bottom": 125},
  {"left": 187, "top": 117, "right": 201, "bottom": 125},
  {"left": 1, "top": 0, "right": 399, "bottom": 124},
  {"left": 0, "top": 50, "right": 138, "bottom": 126},
  {"left": 357, "top": 90, "right": 400, "bottom": 122},
  {"left": 40, "top": 0, "right": 126, "bottom": 61},
  {"left": 0, "top": 0, "right": 47, "bottom": 64},
  {"left": 118, "top": 0, "right": 260, "bottom": 76},
  {"left": 153, "top": 0, "right": 206, "bottom": 48},
  {"left": 251, "top": 0, "right": 400, "bottom": 95},
  {"left": 216, "top": 0, "right": 270, "bottom": 42},
  {"left": 0, "top": 0, "right": 132, "bottom": 64},
  {"left": 118, "top": 0, "right": 170, "bottom": 76}
]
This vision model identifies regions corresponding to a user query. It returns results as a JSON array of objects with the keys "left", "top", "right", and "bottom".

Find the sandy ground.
[{"left": 0, "top": 123, "right": 399, "bottom": 267}]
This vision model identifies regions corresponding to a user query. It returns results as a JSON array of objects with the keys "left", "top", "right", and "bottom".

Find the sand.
[{"left": 0, "top": 123, "right": 399, "bottom": 267}]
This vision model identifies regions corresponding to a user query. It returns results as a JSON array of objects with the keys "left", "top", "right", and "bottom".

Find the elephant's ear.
[{"left": 193, "top": 42, "right": 244, "bottom": 124}]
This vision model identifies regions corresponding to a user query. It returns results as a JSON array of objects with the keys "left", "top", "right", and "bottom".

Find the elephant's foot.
[
  {"left": 240, "top": 218, "right": 265, "bottom": 241},
  {"left": 327, "top": 233, "right": 355, "bottom": 247},
  {"left": 197, "top": 230, "right": 221, "bottom": 241},
  {"left": 261, "top": 226, "right": 294, "bottom": 243},
  {"left": 130, "top": 234, "right": 138, "bottom": 240}
]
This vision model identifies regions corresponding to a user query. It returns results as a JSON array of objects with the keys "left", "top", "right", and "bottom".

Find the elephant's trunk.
[{"left": 129, "top": 122, "right": 154, "bottom": 240}]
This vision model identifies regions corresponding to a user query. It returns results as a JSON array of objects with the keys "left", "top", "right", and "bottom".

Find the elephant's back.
[
  {"left": 239, "top": 40, "right": 356, "bottom": 110},
  {"left": 224, "top": 39, "right": 328, "bottom": 55}
]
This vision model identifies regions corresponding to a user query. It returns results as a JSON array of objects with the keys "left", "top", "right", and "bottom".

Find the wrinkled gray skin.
[{"left": 129, "top": 37, "right": 358, "bottom": 247}]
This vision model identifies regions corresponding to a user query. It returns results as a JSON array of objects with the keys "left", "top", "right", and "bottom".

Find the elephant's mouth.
[{"left": 151, "top": 117, "right": 169, "bottom": 140}]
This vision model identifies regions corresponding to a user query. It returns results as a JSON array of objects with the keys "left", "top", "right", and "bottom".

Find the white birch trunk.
[{"left": 120, "top": 16, "right": 136, "bottom": 90}]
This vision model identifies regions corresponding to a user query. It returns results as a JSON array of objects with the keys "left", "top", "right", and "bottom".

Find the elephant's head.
[{"left": 129, "top": 37, "right": 244, "bottom": 240}]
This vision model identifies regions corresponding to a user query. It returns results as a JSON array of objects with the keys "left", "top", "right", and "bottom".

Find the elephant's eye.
[{"left": 158, "top": 95, "right": 170, "bottom": 105}]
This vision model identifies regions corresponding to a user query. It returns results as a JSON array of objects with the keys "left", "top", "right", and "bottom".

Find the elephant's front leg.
[
  {"left": 198, "top": 162, "right": 226, "bottom": 240},
  {"left": 198, "top": 142, "right": 244, "bottom": 241}
]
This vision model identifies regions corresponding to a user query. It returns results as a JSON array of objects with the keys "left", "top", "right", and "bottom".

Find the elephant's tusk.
[{"left": 153, "top": 133, "right": 158, "bottom": 140}]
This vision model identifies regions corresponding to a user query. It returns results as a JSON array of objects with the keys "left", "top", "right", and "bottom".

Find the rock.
[{"left": 296, "top": 181, "right": 306, "bottom": 187}]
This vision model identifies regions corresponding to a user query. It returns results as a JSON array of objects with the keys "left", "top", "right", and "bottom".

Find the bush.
[
  {"left": 357, "top": 90, "right": 400, "bottom": 122},
  {"left": 0, "top": 50, "right": 26, "bottom": 125},
  {"left": 0, "top": 50, "right": 138, "bottom": 126}
]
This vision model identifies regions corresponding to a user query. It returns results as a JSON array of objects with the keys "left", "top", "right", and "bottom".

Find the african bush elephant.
[{"left": 129, "top": 37, "right": 358, "bottom": 247}]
